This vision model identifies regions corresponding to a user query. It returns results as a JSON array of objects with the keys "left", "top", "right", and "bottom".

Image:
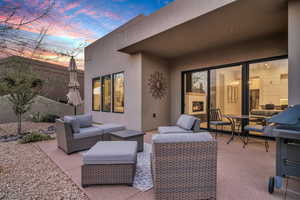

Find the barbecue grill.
[{"left": 265, "top": 105, "right": 300, "bottom": 194}]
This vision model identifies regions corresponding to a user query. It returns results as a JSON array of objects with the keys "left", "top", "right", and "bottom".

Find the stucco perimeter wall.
[
  {"left": 84, "top": 32, "right": 143, "bottom": 131},
  {"left": 169, "top": 36, "right": 288, "bottom": 124},
  {"left": 118, "top": 0, "right": 236, "bottom": 49},
  {"left": 288, "top": 0, "right": 300, "bottom": 105},
  {"left": 0, "top": 95, "right": 80, "bottom": 123},
  {"left": 0, "top": 56, "right": 84, "bottom": 102},
  {"left": 141, "top": 54, "right": 170, "bottom": 131}
]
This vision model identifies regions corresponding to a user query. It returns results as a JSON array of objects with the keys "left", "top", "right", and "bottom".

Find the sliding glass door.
[
  {"left": 210, "top": 66, "right": 242, "bottom": 131},
  {"left": 182, "top": 56, "right": 288, "bottom": 132},
  {"left": 183, "top": 71, "right": 208, "bottom": 128}
]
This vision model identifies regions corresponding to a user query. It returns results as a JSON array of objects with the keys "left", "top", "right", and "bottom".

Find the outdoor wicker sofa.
[
  {"left": 151, "top": 132, "right": 217, "bottom": 200},
  {"left": 55, "top": 114, "right": 125, "bottom": 154},
  {"left": 158, "top": 114, "right": 201, "bottom": 134}
]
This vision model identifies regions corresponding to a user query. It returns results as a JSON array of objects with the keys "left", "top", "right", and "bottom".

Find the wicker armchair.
[
  {"left": 151, "top": 133, "right": 217, "bottom": 200},
  {"left": 55, "top": 119, "right": 103, "bottom": 154}
]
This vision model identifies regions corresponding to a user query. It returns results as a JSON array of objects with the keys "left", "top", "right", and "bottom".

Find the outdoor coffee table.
[{"left": 110, "top": 130, "right": 145, "bottom": 152}]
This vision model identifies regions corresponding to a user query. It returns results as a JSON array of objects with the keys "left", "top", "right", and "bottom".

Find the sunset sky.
[{"left": 0, "top": 0, "right": 174, "bottom": 69}]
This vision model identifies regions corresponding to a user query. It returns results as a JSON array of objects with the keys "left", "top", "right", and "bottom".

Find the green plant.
[
  {"left": 30, "top": 112, "right": 60, "bottom": 123},
  {"left": 19, "top": 132, "right": 53, "bottom": 144},
  {"left": 42, "top": 114, "right": 60, "bottom": 123},
  {"left": 0, "top": 57, "right": 43, "bottom": 135},
  {"left": 30, "top": 112, "right": 44, "bottom": 122}
]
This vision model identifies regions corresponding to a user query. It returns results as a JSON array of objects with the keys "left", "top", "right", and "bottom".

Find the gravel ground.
[
  {"left": 0, "top": 122, "right": 53, "bottom": 137},
  {"left": 0, "top": 122, "right": 89, "bottom": 200},
  {"left": 0, "top": 142, "right": 89, "bottom": 200}
]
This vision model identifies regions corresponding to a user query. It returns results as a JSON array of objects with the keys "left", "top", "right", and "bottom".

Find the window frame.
[
  {"left": 92, "top": 77, "right": 101, "bottom": 111},
  {"left": 101, "top": 74, "right": 112, "bottom": 112},
  {"left": 112, "top": 71, "right": 125, "bottom": 113}
]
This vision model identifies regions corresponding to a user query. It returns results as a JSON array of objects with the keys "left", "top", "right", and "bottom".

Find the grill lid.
[{"left": 267, "top": 104, "right": 300, "bottom": 126}]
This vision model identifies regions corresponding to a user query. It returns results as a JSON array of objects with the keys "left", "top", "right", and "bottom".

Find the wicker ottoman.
[
  {"left": 81, "top": 141, "right": 137, "bottom": 187},
  {"left": 110, "top": 130, "right": 145, "bottom": 152}
]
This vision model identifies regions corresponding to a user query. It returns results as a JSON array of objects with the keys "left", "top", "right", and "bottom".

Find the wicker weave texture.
[
  {"left": 152, "top": 141, "right": 217, "bottom": 200},
  {"left": 81, "top": 164, "right": 136, "bottom": 187}
]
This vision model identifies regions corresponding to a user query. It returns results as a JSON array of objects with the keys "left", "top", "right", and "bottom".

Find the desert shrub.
[
  {"left": 30, "top": 112, "right": 60, "bottom": 123},
  {"left": 30, "top": 112, "right": 43, "bottom": 122},
  {"left": 42, "top": 114, "right": 60, "bottom": 123},
  {"left": 19, "top": 132, "right": 53, "bottom": 144}
]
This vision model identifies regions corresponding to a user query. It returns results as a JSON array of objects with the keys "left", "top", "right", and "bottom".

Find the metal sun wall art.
[{"left": 148, "top": 71, "right": 167, "bottom": 100}]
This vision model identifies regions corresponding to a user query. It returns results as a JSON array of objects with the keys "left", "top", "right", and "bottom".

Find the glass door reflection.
[
  {"left": 210, "top": 66, "right": 242, "bottom": 132},
  {"left": 184, "top": 71, "right": 208, "bottom": 128}
]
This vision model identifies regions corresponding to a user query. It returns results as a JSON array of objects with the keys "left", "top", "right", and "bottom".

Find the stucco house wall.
[
  {"left": 169, "top": 36, "right": 288, "bottom": 124},
  {"left": 288, "top": 0, "right": 300, "bottom": 105},
  {"left": 84, "top": 23, "right": 143, "bottom": 130},
  {"left": 85, "top": 0, "right": 300, "bottom": 131},
  {"left": 141, "top": 54, "right": 170, "bottom": 130}
]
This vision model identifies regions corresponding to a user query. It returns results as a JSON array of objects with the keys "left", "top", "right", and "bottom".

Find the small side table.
[{"left": 110, "top": 130, "right": 145, "bottom": 152}]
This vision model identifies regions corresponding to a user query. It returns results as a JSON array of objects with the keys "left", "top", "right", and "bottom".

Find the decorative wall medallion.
[{"left": 148, "top": 71, "right": 167, "bottom": 99}]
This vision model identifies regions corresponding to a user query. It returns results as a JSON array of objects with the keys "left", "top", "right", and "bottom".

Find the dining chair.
[
  {"left": 244, "top": 119, "right": 269, "bottom": 152},
  {"left": 209, "top": 108, "right": 233, "bottom": 138}
]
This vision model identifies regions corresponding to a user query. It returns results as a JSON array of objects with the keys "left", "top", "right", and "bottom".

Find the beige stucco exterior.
[
  {"left": 288, "top": 0, "right": 300, "bottom": 105},
  {"left": 85, "top": 0, "right": 299, "bottom": 131}
]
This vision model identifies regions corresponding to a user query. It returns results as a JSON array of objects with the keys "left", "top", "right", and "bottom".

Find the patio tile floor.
[{"left": 37, "top": 132, "right": 300, "bottom": 200}]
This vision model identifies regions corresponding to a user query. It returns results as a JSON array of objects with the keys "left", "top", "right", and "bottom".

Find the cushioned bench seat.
[
  {"left": 244, "top": 125, "right": 265, "bottom": 132},
  {"left": 94, "top": 123, "right": 126, "bottom": 133},
  {"left": 81, "top": 141, "right": 137, "bottom": 187},
  {"left": 83, "top": 141, "right": 137, "bottom": 164},
  {"left": 158, "top": 126, "right": 193, "bottom": 134},
  {"left": 73, "top": 126, "right": 104, "bottom": 139}
]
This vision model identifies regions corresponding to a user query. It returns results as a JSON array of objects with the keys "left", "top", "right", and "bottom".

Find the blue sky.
[{"left": 0, "top": 0, "right": 174, "bottom": 68}]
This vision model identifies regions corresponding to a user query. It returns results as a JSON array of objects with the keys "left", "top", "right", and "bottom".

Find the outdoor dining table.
[
  {"left": 225, "top": 114, "right": 269, "bottom": 146},
  {"left": 224, "top": 114, "right": 250, "bottom": 145}
]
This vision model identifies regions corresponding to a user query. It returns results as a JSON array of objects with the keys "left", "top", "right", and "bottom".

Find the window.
[
  {"left": 92, "top": 78, "right": 101, "bottom": 111},
  {"left": 113, "top": 72, "right": 125, "bottom": 113},
  {"left": 249, "top": 59, "right": 288, "bottom": 114},
  {"left": 102, "top": 75, "right": 111, "bottom": 112}
]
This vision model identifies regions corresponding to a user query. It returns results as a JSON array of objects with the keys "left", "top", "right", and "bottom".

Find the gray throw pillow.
[
  {"left": 76, "top": 114, "right": 92, "bottom": 128},
  {"left": 176, "top": 115, "right": 196, "bottom": 130},
  {"left": 63, "top": 116, "right": 80, "bottom": 134}
]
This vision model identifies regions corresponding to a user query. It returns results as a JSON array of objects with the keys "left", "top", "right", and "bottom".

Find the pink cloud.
[
  {"left": 65, "top": 1, "right": 81, "bottom": 11},
  {"left": 74, "top": 7, "right": 122, "bottom": 20}
]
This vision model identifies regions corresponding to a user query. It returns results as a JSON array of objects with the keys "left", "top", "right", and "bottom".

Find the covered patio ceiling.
[{"left": 119, "top": 0, "right": 288, "bottom": 59}]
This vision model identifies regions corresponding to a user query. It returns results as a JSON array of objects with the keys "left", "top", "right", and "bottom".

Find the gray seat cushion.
[
  {"left": 94, "top": 123, "right": 126, "bottom": 133},
  {"left": 176, "top": 115, "right": 196, "bottom": 130},
  {"left": 83, "top": 141, "right": 137, "bottom": 165},
  {"left": 158, "top": 126, "right": 193, "bottom": 134},
  {"left": 210, "top": 121, "right": 231, "bottom": 126},
  {"left": 153, "top": 132, "right": 213, "bottom": 144},
  {"left": 73, "top": 126, "right": 104, "bottom": 139},
  {"left": 244, "top": 125, "right": 265, "bottom": 132}
]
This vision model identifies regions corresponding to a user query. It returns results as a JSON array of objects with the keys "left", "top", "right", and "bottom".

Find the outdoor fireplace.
[{"left": 192, "top": 101, "right": 204, "bottom": 112}]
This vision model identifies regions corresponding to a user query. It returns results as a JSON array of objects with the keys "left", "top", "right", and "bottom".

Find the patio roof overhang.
[{"left": 118, "top": 0, "right": 288, "bottom": 59}]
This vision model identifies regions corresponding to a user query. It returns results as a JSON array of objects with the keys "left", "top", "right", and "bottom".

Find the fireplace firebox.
[{"left": 192, "top": 101, "right": 204, "bottom": 112}]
